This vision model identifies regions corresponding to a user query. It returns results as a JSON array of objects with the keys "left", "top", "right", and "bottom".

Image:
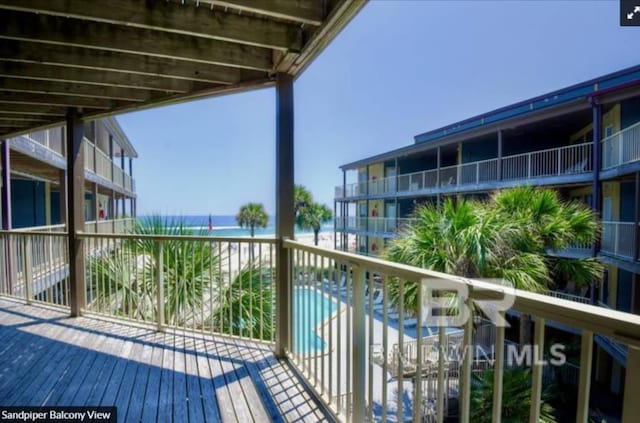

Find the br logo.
[{"left": 420, "top": 277, "right": 516, "bottom": 328}]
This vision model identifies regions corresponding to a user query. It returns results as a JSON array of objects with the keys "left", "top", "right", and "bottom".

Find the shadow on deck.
[{"left": 0, "top": 298, "right": 332, "bottom": 423}]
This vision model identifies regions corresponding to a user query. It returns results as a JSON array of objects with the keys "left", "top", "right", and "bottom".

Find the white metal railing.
[
  {"left": 502, "top": 142, "right": 592, "bottom": 181},
  {"left": 601, "top": 221, "right": 635, "bottom": 259},
  {"left": 602, "top": 121, "right": 640, "bottom": 170},
  {"left": 283, "top": 239, "right": 640, "bottom": 423},
  {"left": 79, "top": 232, "right": 277, "bottom": 344},
  {"left": 0, "top": 230, "right": 70, "bottom": 308},
  {"left": 335, "top": 217, "right": 416, "bottom": 235},
  {"left": 336, "top": 142, "right": 593, "bottom": 199}
]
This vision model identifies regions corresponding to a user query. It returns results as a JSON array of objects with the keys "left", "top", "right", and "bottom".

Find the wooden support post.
[
  {"left": 92, "top": 182, "right": 99, "bottom": 232},
  {"left": 66, "top": 109, "right": 86, "bottom": 317},
  {"left": 529, "top": 318, "right": 545, "bottom": 423},
  {"left": 576, "top": 331, "right": 593, "bottom": 423},
  {"left": 622, "top": 347, "right": 640, "bottom": 423},
  {"left": 58, "top": 170, "right": 66, "bottom": 226},
  {"left": 591, "top": 101, "right": 602, "bottom": 304},
  {"left": 1, "top": 139, "right": 11, "bottom": 230},
  {"left": 351, "top": 265, "right": 366, "bottom": 422},
  {"left": 275, "top": 72, "right": 294, "bottom": 358},
  {"left": 23, "top": 236, "right": 33, "bottom": 304}
]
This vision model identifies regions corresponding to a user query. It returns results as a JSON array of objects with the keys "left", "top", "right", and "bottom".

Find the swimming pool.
[{"left": 293, "top": 288, "right": 338, "bottom": 354}]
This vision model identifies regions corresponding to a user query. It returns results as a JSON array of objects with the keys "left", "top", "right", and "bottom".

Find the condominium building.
[
  {"left": 334, "top": 64, "right": 640, "bottom": 396},
  {"left": 1, "top": 117, "right": 138, "bottom": 232}
]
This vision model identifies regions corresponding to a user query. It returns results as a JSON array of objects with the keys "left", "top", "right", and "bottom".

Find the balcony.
[
  {"left": 602, "top": 121, "right": 640, "bottom": 171},
  {"left": 335, "top": 142, "right": 592, "bottom": 199},
  {"left": 84, "top": 139, "right": 136, "bottom": 194},
  {"left": 335, "top": 217, "right": 415, "bottom": 236},
  {"left": 601, "top": 221, "right": 636, "bottom": 261},
  {"left": 1, "top": 230, "right": 640, "bottom": 422}
]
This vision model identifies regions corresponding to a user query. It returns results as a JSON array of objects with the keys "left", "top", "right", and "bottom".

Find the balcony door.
[{"left": 385, "top": 166, "right": 396, "bottom": 192}]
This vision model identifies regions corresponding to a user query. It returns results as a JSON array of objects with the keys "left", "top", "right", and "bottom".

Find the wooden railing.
[
  {"left": 83, "top": 139, "right": 135, "bottom": 193},
  {"left": 79, "top": 232, "right": 277, "bottom": 343},
  {"left": 282, "top": 239, "right": 640, "bottom": 423}
]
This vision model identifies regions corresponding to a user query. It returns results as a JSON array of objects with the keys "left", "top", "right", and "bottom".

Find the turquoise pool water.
[{"left": 294, "top": 288, "right": 338, "bottom": 354}]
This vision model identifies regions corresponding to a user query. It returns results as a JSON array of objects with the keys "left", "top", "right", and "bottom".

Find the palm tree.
[
  {"left": 470, "top": 367, "right": 557, "bottom": 423},
  {"left": 384, "top": 187, "right": 602, "bottom": 345},
  {"left": 87, "top": 215, "right": 221, "bottom": 326},
  {"left": 296, "top": 202, "right": 332, "bottom": 245},
  {"left": 294, "top": 185, "right": 313, "bottom": 217},
  {"left": 236, "top": 203, "right": 269, "bottom": 238},
  {"left": 208, "top": 263, "right": 274, "bottom": 341}
]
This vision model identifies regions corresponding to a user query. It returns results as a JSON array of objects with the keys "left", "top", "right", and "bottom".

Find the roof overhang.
[{"left": 0, "top": 0, "right": 367, "bottom": 138}]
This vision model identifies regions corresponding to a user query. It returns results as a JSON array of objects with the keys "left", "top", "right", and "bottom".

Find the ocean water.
[{"left": 137, "top": 215, "right": 333, "bottom": 237}]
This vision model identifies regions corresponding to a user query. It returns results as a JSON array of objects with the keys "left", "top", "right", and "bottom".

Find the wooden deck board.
[{"left": 0, "top": 299, "right": 333, "bottom": 423}]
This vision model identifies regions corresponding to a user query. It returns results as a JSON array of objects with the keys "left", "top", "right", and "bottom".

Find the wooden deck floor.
[{"left": 0, "top": 298, "right": 332, "bottom": 423}]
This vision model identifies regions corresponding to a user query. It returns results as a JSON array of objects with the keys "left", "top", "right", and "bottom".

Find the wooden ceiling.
[{"left": 0, "top": 0, "right": 366, "bottom": 137}]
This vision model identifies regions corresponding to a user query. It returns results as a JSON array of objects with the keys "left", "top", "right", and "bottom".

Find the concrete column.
[
  {"left": 1, "top": 140, "right": 11, "bottom": 230},
  {"left": 275, "top": 73, "right": 294, "bottom": 358},
  {"left": 66, "top": 109, "right": 86, "bottom": 317}
]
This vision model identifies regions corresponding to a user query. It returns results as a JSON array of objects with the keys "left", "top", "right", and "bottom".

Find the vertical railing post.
[
  {"left": 622, "top": 347, "right": 640, "bottom": 423},
  {"left": 529, "top": 318, "right": 545, "bottom": 423},
  {"left": 156, "top": 240, "right": 164, "bottom": 331},
  {"left": 460, "top": 305, "right": 473, "bottom": 423},
  {"left": 527, "top": 153, "right": 532, "bottom": 179},
  {"left": 576, "top": 330, "right": 593, "bottom": 423},
  {"left": 351, "top": 264, "right": 366, "bottom": 422},
  {"left": 492, "top": 312, "right": 505, "bottom": 423},
  {"left": 275, "top": 72, "right": 294, "bottom": 358},
  {"left": 23, "top": 236, "right": 33, "bottom": 304},
  {"left": 66, "top": 109, "right": 86, "bottom": 317},
  {"left": 557, "top": 148, "right": 562, "bottom": 175}
]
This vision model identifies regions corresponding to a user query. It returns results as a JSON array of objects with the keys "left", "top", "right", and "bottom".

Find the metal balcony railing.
[
  {"left": 600, "top": 221, "right": 636, "bottom": 260},
  {"left": 336, "top": 142, "right": 593, "bottom": 199},
  {"left": 83, "top": 139, "right": 136, "bottom": 192},
  {"left": 602, "top": 121, "right": 640, "bottom": 170},
  {"left": 335, "top": 217, "right": 416, "bottom": 235}
]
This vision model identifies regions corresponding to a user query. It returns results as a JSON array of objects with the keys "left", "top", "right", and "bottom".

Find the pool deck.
[{"left": 0, "top": 298, "right": 333, "bottom": 423}]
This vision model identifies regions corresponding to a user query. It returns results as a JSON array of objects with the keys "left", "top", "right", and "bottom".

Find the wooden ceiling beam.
[
  {"left": 0, "top": 92, "right": 119, "bottom": 110},
  {"left": 0, "top": 40, "right": 263, "bottom": 85},
  {"left": 0, "top": 62, "right": 210, "bottom": 93},
  {"left": 0, "top": 79, "right": 158, "bottom": 102},
  {"left": 0, "top": 120, "right": 37, "bottom": 128},
  {"left": 0, "top": 0, "right": 303, "bottom": 51},
  {"left": 0, "top": 103, "right": 66, "bottom": 116},
  {"left": 0, "top": 114, "right": 49, "bottom": 122},
  {"left": 0, "top": 10, "right": 274, "bottom": 72},
  {"left": 202, "top": 0, "right": 325, "bottom": 26}
]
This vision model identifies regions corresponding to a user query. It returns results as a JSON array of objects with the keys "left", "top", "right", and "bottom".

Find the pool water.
[{"left": 294, "top": 288, "right": 338, "bottom": 354}]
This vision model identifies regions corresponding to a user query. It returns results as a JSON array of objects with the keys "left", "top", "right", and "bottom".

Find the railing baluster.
[
  {"left": 576, "top": 330, "right": 593, "bottom": 423},
  {"left": 23, "top": 236, "right": 33, "bottom": 304},
  {"left": 437, "top": 325, "right": 445, "bottom": 423},
  {"left": 157, "top": 240, "right": 164, "bottom": 331},
  {"left": 623, "top": 346, "right": 640, "bottom": 422},
  {"left": 460, "top": 305, "right": 473, "bottom": 423},
  {"left": 529, "top": 317, "right": 545, "bottom": 423},
  {"left": 492, "top": 313, "right": 505, "bottom": 423},
  {"left": 351, "top": 264, "right": 365, "bottom": 423}
]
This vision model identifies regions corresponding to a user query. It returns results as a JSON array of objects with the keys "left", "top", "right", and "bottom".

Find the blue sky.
[{"left": 117, "top": 0, "right": 639, "bottom": 216}]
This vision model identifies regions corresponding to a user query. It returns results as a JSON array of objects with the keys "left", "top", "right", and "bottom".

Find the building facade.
[
  {"left": 334, "top": 64, "right": 640, "bottom": 395},
  {"left": 1, "top": 117, "right": 137, "bottom": 232}
]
